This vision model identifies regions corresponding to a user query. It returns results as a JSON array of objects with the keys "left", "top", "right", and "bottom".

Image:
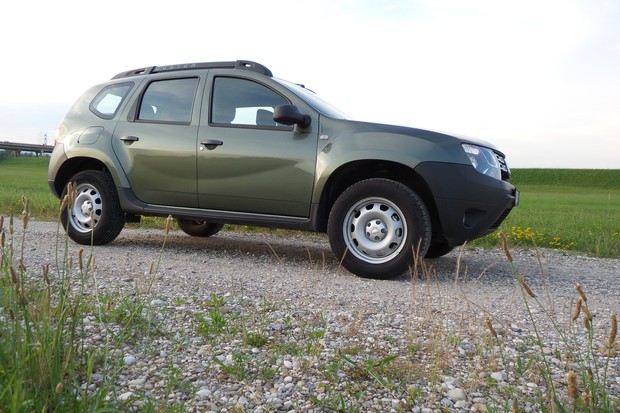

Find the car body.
[{"left": 48, "top": 60, "right": 518, "bottom": 278}]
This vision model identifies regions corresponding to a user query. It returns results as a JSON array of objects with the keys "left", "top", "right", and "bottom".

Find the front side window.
[
  {"left": 138, "top": 78, "right": 199, "bottom": 123},
  {"left": 211, "top": 77, "right": 290, "bottom": 128},
  {"left": 90, "top": 82, "right": 134, "bottom": 119}
]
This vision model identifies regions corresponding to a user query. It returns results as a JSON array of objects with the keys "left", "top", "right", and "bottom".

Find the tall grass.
[
  {"left": 493, "top": 233, "right": 618, "bottom": 412},
  {"left": 0, "top": 197, "right": 175, "bottom": 412},
  {"left": 0, "top": 198, "right": 115, "bottom": 411}
]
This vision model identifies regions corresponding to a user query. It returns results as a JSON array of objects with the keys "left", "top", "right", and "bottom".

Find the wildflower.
[
  {"left": 78, "top": 247, "right": 84, "bottom": 271},
  {"left": 511, "top": 399, "right": 519, "bottom": 413},
  {"left": 42, "top": 264, "right": 50, "bottom": 287},
  {"left": 567, "top": 372, "right": 578, "bottom": 400},
  {"left": 21, "top": 196, "right": 29, "bottom": 229},
  {"left": 165, "top": 214, "right": 173, "bottom": 235},
  {"left": 518, "top": 275, "right": 537, "bottom": 298},
  {"left": 10, "top": 266, "right": 19, "bottom": 289},
  {"left": 485, "top": 318, "right": 498, "bottom": 338},
  {"left": 582, "top": 391, "right": 590, "bottom": 407},
  {"left": 575, "top": 284, "right": 587, "bottom": 302},
  {"left": 499, "top": 232, "right": 512, "bottom": 263},
  {"left": 583, "top": 315, "right": 591, "bottom": 330},
  {"left": 59, "top": 194, "right": 69, "bottom": 212},
  {"left": 572, "top": 298, "right": 582, "bottom": 321},
  {"left": 609, "top": 314, "right": 617, "bottom": 349}
]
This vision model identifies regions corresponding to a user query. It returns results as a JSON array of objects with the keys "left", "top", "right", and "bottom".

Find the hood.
[{"left": 342, "top": 119, "right": 500, "bottom": 152}]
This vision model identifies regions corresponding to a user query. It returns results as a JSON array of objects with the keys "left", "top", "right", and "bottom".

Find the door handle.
[
  {"left": 120, "top": 135, "right": 139, "bottom": 144},
  {"left": 200, "top": 140, "right": 223, "bottom": 150}
]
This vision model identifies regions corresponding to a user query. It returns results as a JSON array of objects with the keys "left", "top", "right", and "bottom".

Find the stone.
[{"left": 447, "top": 388, "right": 467, "bottom": 401}]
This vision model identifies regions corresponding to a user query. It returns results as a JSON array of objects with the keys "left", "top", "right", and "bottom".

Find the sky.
[{"left": 1, "top": 0, "right": 618, "bottom": 168}]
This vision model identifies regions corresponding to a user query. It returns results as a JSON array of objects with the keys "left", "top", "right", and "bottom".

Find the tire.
[
  {"left": 425, "top": 241, "right": 454, "bottom": 258},
  {"left": 177, "top": 218, "right": 224, "bottom": 237},
  {"left": 60, "top": 170, "right": 125, "bottom": 245},
  {"left": 327, "top": 178, "right": 431, "bottom": 279}
]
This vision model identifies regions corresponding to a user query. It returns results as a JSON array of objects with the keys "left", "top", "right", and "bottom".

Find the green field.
[
  {"left": 1, "top": 156, "right": 618, "bottom": 257},
  {"left": 472, "top": 168, "right": 620, "bottom": 258},
  {"left": 0, "top": 156, "right": 58, "bottom": 221}
]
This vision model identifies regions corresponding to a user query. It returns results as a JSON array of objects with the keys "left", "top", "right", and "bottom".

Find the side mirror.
[{"left": 273, "top": 105, "right": 311, "bottom": 129}]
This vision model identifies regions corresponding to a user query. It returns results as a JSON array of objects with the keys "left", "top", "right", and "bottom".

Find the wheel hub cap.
[
  {"left": 80, "top": 200, "right": 93, "bottom": 216},
  {"left": 344, "top": 198, "right": 407, "bottom": 263},
  {"left": 366, "top": 219, "right": 387, "bottom": 241},
  {"left": 69, "top": 184, "right": 102, "bottom": 233}
]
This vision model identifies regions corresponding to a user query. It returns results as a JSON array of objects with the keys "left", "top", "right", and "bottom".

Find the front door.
[{"left": 197, "top": 76, "right": 317, "bottom": 217}]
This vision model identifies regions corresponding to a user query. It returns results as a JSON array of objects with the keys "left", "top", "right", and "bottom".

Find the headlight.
[{"left": 462, "top": 143, "right": 501, "bottom": 179}]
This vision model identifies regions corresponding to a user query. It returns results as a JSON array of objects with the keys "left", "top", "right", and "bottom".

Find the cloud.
[{"left": 1, "top": 0, "right": 618, "bottom": 167}]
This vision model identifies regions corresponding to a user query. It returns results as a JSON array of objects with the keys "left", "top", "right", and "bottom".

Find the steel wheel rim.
[
  {"left": 69, "top": 183, "right": 102, "bottom": 233},
  {"left": 342, "top": 197, "right": 407, "bottom": 264}
]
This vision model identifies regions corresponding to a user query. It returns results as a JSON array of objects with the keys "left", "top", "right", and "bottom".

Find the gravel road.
[{"left": 9, "top": 221, "right": 620, "bottom": 411}]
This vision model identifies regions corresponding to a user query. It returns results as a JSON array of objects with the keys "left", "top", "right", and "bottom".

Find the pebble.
[
  {"left": 447, "top": 388, "right": 467, "bottom": 401},
  {"left": 12, "top": 222, "right": 620, "bottom": 412},
  {"left": 123, "top": 355, "right": 136, "bottom": 365}
]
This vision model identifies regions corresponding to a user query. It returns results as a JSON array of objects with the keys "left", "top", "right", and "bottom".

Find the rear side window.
[
  {"left": 138, "top": 78, "right": 199, "bottom": 124},
  {"left": 90, "top": 82, "right": 134, "bottom": 119}
]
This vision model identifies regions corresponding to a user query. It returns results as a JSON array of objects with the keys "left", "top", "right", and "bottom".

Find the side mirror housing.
[{"left": 273, "top": 105, "right": 311, "bottom": 129}]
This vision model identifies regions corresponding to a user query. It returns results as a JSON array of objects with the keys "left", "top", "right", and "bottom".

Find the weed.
[{"left": 498, "top": 231, "right": 618, "bottom": 412}]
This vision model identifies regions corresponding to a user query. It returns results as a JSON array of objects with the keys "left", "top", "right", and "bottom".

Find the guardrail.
[{"left": 0, "top": 141, "right": 55, "bottom": 156}]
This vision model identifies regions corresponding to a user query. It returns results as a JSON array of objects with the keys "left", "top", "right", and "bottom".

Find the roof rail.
[{"left": 111, "top": 60, "right": 272, "bottom": 79}]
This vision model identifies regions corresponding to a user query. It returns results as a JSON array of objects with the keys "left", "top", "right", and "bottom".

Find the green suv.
[{"left": 48, "top": 60, "right": 518, "bottom": 278}]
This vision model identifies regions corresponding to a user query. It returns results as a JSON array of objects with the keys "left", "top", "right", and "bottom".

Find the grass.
[
  {"left": 0, "top": 156, "right": 57, "bottom": 220},
  {"left": 0, "top": 155, "right": 618, "bottom": 257},
  {"left": 471, "top": 169, "right": 620, "bottom": 258}
]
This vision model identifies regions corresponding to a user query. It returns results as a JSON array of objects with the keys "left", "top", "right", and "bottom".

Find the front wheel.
[
  {"left": 60, "top": 170, "right": 125, "bottom": 245},
  {"left": 327, "top": 178, "right": 431, "bottom": 279},
  {"left": 177, "top": 218, "right": 224, "bottom": 237}
]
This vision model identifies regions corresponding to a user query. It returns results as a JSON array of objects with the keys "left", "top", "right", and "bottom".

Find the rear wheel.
[
  {"left": 327, "top": 178, "right": 431, "bottom": 279},
  {"left": 177, "top": 218, "right": 224, "bottom": 237},
  {"left": 60, "top": 170, "right": 125, "bottom": 245}
]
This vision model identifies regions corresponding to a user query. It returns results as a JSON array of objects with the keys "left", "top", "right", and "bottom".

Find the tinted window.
[
  {"left": 211, "top": 77, "right": 289, "bottom": 128},
  {"left": 138, "top": 78, "right": 199, "bottom": 123},
  {"left": 90, "top": 82, "right": 134, "bottom": 119}
]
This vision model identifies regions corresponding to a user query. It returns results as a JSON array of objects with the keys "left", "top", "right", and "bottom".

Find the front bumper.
[{"left": 415, "top": 162, "right": 518, "bottom": 246}]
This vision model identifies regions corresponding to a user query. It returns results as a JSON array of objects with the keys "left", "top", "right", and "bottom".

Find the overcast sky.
[{"left": 1, "top": 0, "right": 618, "bottom": 168}]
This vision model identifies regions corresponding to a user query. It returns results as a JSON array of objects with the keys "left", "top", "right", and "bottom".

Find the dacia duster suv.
[{"left": 48, "top": 60, "right": 518, "bottom": 279}]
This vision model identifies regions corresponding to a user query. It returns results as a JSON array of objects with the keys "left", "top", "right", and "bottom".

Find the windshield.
[{"left": 274, "top": 78, "right": 351, "bottom": 120}]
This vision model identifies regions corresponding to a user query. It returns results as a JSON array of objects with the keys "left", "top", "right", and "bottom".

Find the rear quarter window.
[{"left": 90, "top": 82, "right": 134, "bottom": 119}]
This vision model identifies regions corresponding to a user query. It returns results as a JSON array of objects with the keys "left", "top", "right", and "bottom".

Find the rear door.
[
  {"left": 196, "top": 75, "right": 318, "bottom": 217},
  {"left": 112, "top": 76, "right": 202, "bottom": 207}
]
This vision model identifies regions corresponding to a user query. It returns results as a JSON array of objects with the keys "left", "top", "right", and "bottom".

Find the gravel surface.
[{"left": 8, "top": 221, "right": 620, "bottom": 411}]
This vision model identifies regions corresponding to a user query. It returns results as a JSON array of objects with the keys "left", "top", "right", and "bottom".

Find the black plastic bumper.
[{"left": 415, "top": 162, "right": 518, "bottom": 246}]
